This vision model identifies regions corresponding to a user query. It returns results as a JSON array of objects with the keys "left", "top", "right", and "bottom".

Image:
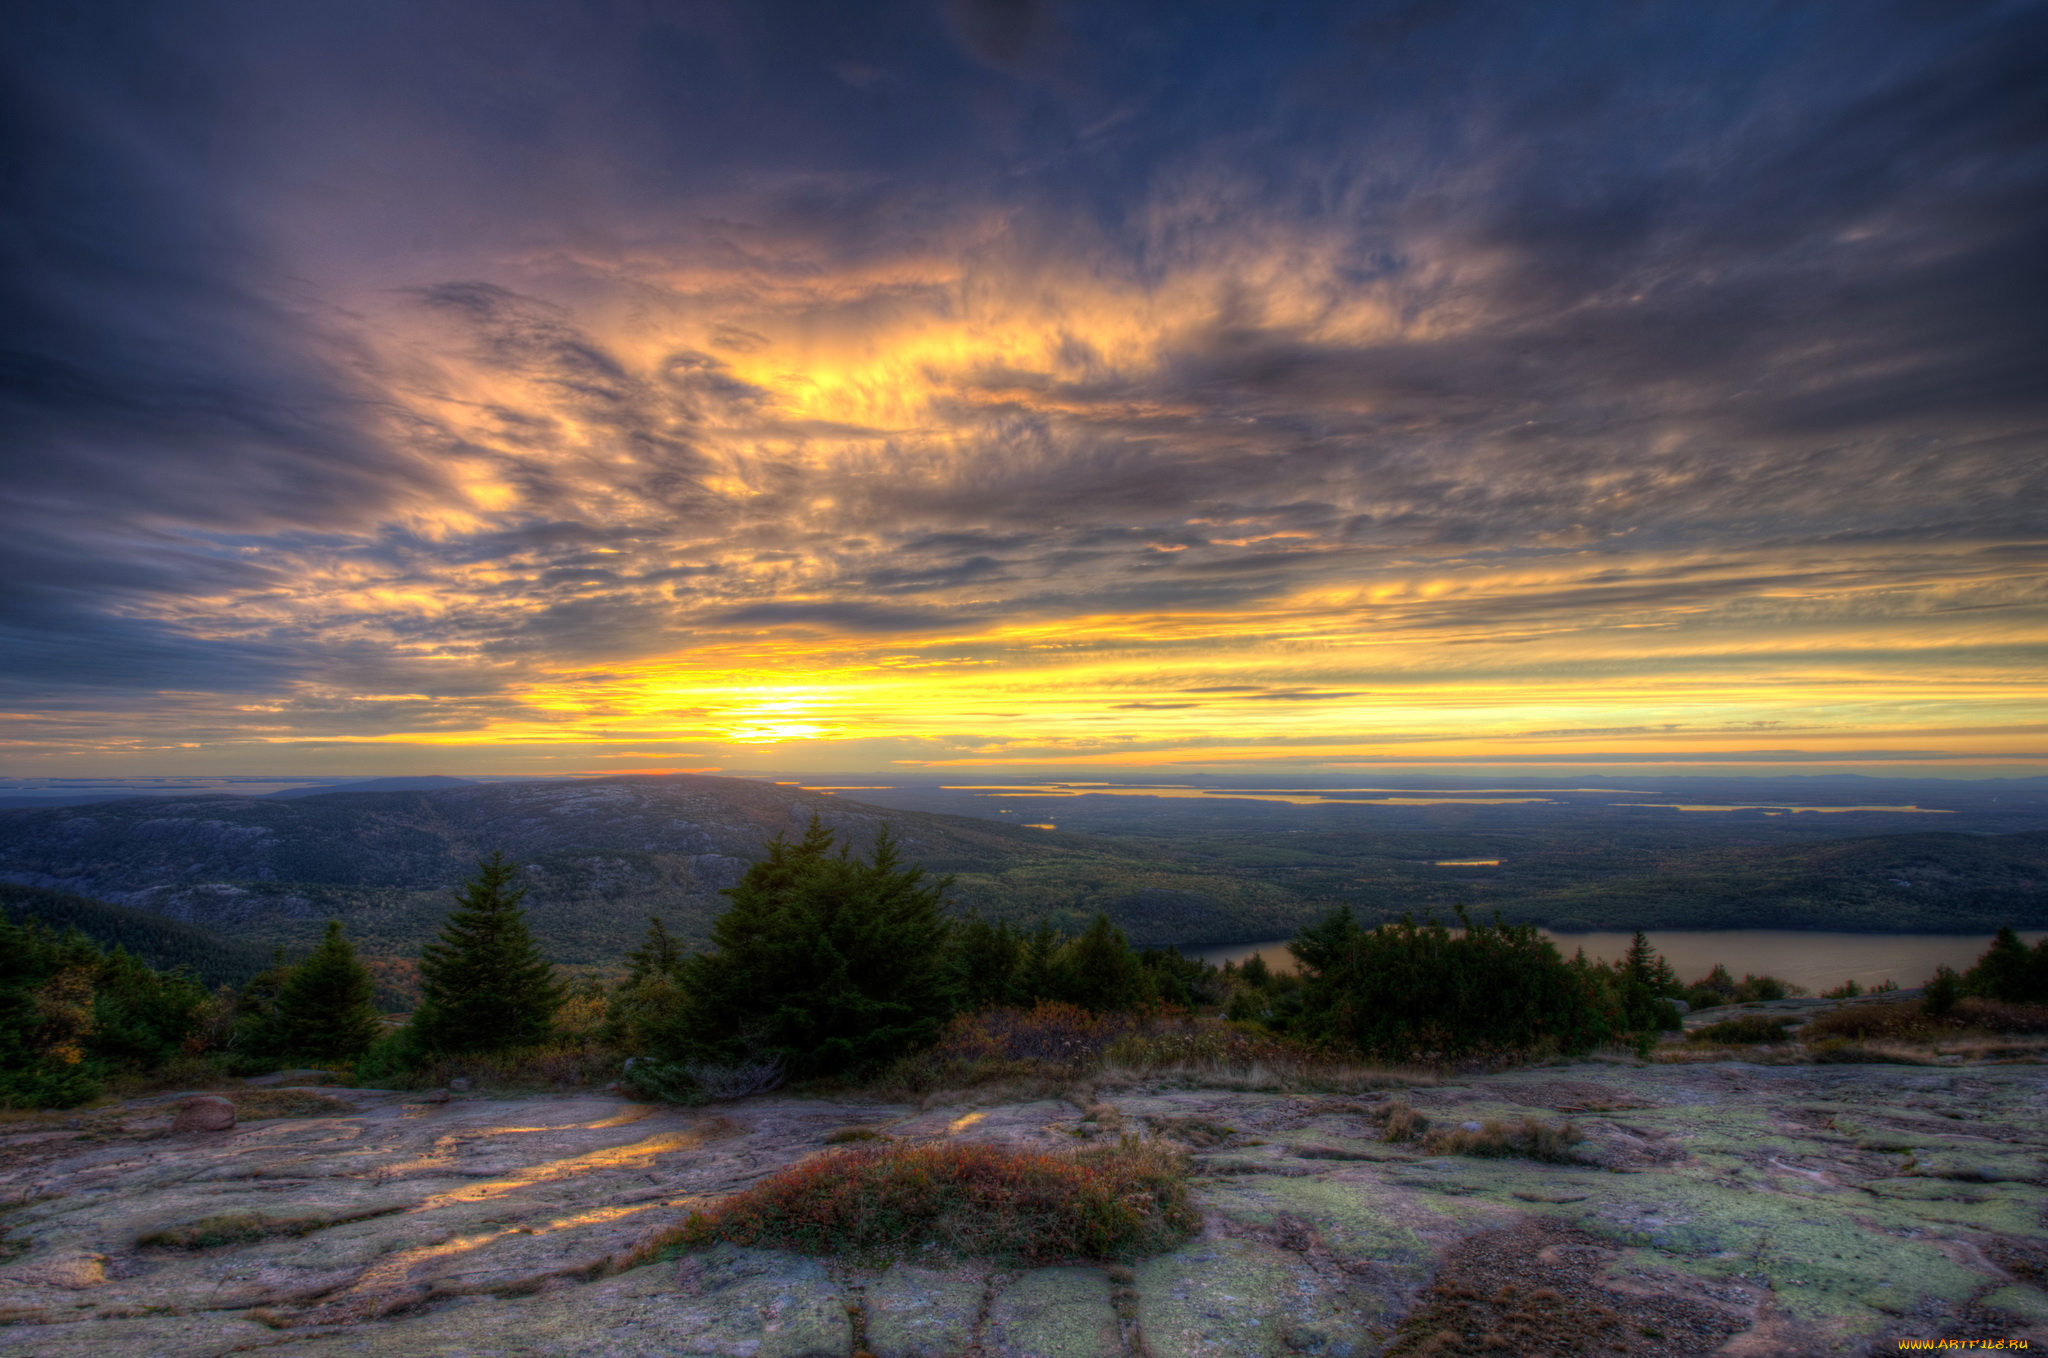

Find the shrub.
[
  {"left": 672, "top": 1140, "right": 1197, "bottom": 1264},
  {"left": 1801, "top": 1002, "right": 1929, "bottom": 1042},
  {"left": 1683, "top": 965, "right": 1803, "bottom": 1010},
  {"left": 1423, "top": 1117, "right": 1584, "bottom": 1163},
  {"left": 823, "top": 1125, "right": 888, "bottom": 1144},
  {"left": 1273, "top": 908, "right": 1639, "bottom": 1062},
  {"left": 1688, "top": 1015, "right": 1793, "bottom": 1045},
  {"left": 1803, "top": 997, "right": 2048, "bottom": 1044},
  {"left": 0, "top": 912, "right": 217, "bottom": 1108},
  {"left": 622, "top": 1053, "right": 786, "bottom": 1105}
]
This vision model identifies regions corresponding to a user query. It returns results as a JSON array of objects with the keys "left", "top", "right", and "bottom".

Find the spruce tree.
[
  {"left": 252, "top": 921, "right": 381, "bottom": 1065},
  {"left": 661, "top": 819, "right": 954, "bottom": 1079},
  {"left": 603, "top": 916, "right": 687, "bottom": 1051},
  {"left": 1058, "top": 914, "right": 1148, "bottom": 1011},
  {"left": 411, "top": 853, "right": 559, "bottom": 1054},
  {"left": 1962, "top": 926, "right": 2039, "bottom": 1003}
]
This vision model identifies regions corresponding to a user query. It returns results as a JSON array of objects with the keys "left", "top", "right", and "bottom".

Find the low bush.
[
  {"left": 670, "top": 1140, "right": 1197, "bottom": 1264},
  {"left": 1423, "top": 1117, "right": 1584, "bottom": 1163},
  {"left": 622, "top": 1053, "right": 786, "bottom": 1105},
  {"left": 359, "top": 1036, "right": 624, "bottom": 1092},
  {"left": 1688, "top": 1015, "right": 1793, "bottom": 1044},
  {"left": 1682, "top": 965, "right": 1804, "bottom": 1011},
  {"left": 1369, "top": 1099, "right": 1429, "bottom": 1143},
  {"left": 823, "top": 1125, "right": 888, "bottom": 1144},
  {"left": 1802, "top": 997, "right": 2048, "bottom": 1044}
]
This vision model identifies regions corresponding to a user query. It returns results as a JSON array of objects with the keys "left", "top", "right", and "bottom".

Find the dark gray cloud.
[{"left": 1, "top": 0, "right": 2042, "bottom": 755}]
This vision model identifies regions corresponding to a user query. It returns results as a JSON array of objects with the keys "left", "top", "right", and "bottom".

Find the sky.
[{"left": 3, "top": 0, "right": 2045, "bottom": 781}]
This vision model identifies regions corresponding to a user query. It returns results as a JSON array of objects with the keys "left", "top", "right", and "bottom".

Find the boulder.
[{"left": 172, "top": 1095, "right": 236, "bottom": 1133}]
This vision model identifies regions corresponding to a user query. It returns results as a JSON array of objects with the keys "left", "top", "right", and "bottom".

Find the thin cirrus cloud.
[{"left": 0, "top": 0, "right": 2043, "bottom": 776}]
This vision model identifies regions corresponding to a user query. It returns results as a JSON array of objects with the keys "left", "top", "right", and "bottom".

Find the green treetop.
[
  {"left": 657, "top": 818, "right": 954, "bottom": 1080},
  {"left": 411, "top": 852, "right": 560, "bottom": 1054},
  {"left": 249, "top": 920, "right": 381, "bottom": 1066}
]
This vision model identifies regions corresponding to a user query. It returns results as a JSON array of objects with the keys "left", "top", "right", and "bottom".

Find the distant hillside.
[
  {"left": 0, "top": 882, "right": 273, "bottom": 986},
  {"left": 1521, "top": 829, "right": 2048, "bottom": 931},
  {"left": 0, "top": 776, "right": 2039, "bottom": 965},
  {"left": 263, "top": 775, "right": 478, "bottom": 799},
  {"left": 0, "top": 775, "right": 1310, "bottom": 962}
]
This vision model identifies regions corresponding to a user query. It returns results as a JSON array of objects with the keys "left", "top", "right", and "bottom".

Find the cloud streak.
[{"left": 1, "top": 0, "right": 2043, "bottom": 775}]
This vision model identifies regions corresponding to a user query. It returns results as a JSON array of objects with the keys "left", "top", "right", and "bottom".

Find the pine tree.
[
  {"left": 411, "top": 853, "right": 559, "bottom": 1054},
  {"left": 660, "top": 819, "right": 954, "bottom": 1080},
  {"left": 251, "top": 921, "right": 381, "bottom": 1065},
  {"left": 950, "top": 914, "right": 1024, "bottom": 1009},
  {"left": 603, "top": 916, "right": 687, "bottom": 1051},
  {"left": 1962, "top": 926, "right": 2039, "bottom": 1003},
  {"left": 623, "top": 916, "right": 683, "bottom": 983},
  {"left": 1056, "top": 915, "right": 1148, "bottom": 1011}
]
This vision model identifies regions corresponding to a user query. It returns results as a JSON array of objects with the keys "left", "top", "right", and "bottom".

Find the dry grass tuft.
[
  {"left": 1369, "top": 1099, "right": 1430, "bottom": 1142},
  {"left": 1148, "top": 1115, "right": 1236, "bottom": 1148},
  {"left": 231, "top": 1090, "right": 352, "bottom": 1120},
  {"left": 823, "top": 1125, "right": 889, "bottom": 1144},
  {"left": 1423, "top": 1117, "right": 1584, "bottom": 1163},
  {"left": 661, "top": 1139, "right": 1197, "bottom": 1265}
]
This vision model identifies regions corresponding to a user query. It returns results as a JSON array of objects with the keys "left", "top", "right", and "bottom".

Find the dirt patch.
[
  {"left": 1507, "top": 1081, "right": 1656, "bottom": 1113},
  {"left": 1384, "top": 1218, "right": 1745, "bottom": 1356}
]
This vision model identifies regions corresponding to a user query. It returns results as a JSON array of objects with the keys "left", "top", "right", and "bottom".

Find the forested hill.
[
  {"left": 0, "top": 775, "right": 2041, "bottom": 964},
  {"left": 0, "top": 775, "right": 1310, "bottom": 961},
  {"left": 1521, "top": 828, "right": 2048, "bottom": 931},
  {"left": 0, "top": 882, "right": 272, "bottom": 985}
]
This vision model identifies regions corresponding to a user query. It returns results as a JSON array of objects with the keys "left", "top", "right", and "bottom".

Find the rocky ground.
[{"left": 1, "top": 1056, "right": 2044, "bottom": 1357}]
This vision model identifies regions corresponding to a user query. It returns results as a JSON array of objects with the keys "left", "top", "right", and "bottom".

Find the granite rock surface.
[{"left": 0, "top": 1061, "right": 2044, "bottom": 1355}]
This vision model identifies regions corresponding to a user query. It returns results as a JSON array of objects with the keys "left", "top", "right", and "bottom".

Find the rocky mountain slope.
[
  {"left": 2, "top": 1059, "right": 2043, "bottom": 1355},
  {"left": 0, "top": 775, "right": 1309, "bottom": 962}
]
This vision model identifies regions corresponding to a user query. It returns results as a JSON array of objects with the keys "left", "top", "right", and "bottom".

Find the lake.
[{"left": 1191, "top": 929, "right": 2048, "bottom": 996}]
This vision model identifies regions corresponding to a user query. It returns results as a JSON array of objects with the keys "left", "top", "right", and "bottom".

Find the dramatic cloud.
[{"left": 2, "top": 0, "right": 2043, "bottom": 776}]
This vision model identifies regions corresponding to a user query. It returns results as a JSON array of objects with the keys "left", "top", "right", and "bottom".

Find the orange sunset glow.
[{"left": 3, "top": 3, "right": 2042, "bottom": 782}]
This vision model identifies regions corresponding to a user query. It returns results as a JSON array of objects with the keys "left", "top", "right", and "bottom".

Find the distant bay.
[{"left": 1192, "top": 929, "right": 2048, "bottom": 996}]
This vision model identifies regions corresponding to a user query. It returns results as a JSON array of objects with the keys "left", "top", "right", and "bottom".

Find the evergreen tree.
[
  {"left": 411, "top": 853, "right": 560, "bottom": 1054},
  {"left": 1013, "top": 920, "right": 1063, "bottom": 1003},
  {"left": 658, "top": 819, "right": 954, "bottom": 1080},
  {"left": 1961, "top": 926, "right": 2042, "bottom": 1004},
  {"left": 950, "top": 914, "right": 1025, "bottom": 1009},
  {"left": 603, "top": 916, "right": 687, "bottom": 1051},
  {"left": 1922, "top": 964, "right": 1960, "bottom": 1017},
  {"left": 1623, "top": 932, "right": 1682, "bottom": 996},
  {"left": 1273, "top": 906, "right": 1630, "bottom": 1061},
  {"left": 249, "top": 921, "right": 381, "bottom": 1065},
  {"left": 1058, "top": 914, "right": 1149, "bottom": 1011},
  {"left": 623, "top": 915, "right": 683, "bottom": 983}
]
